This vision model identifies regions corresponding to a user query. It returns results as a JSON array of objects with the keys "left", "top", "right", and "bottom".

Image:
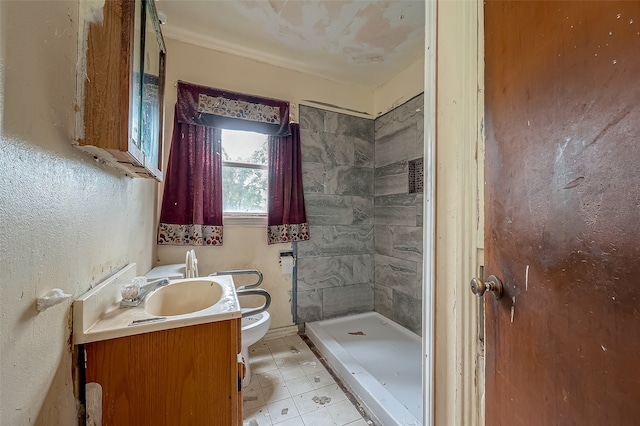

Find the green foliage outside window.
[{"left": 221, "top": 139, "right": 268, "bottom": 213}]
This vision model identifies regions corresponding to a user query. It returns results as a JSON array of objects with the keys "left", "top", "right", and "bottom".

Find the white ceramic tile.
[
  {"left": 243, "top": 380, "right": 262, "bottom": 394},
  {"left": 292, "top": 389, "right": 321, "bottom": 415},
  {"left": 245, "top": 335, "right": 365, "bottom": 426},
  {"left": 249, "top": 352, "right": 275, "bottom": 366},
  {"left": 274, "top": 417, "right": 304, "bottom": 426},
  {"left": 308, "top": 370, "right": 336, "bottom": 389},
  {"left": 315, "top": 384, "right": 347, "bottom": 406},
  {"left": 256, "top": 370, "right": 285, "bottom": 387},
  {"left": 293, "top": 349, "right": 319, "bottom": 364},
  {"left": 285, "top": 376, "right": 315, "bottom": 397},
  {"left": 249, "top": 340, "right": 270, "bottom": 350},
  {"left": 300, "top": 360, "right": 328, "bottom": 376},
  {"left": 250, "top": 346, "right": 273, "bottom": 358},
  {"left": 301, "top": 407, "right": 339, "bottom": 426},
  {"left": 283, "top": 334, "right": 304, "bottom": 344},
  {"left": 279, "top": 364, "right": 306, "bottom": 381},
  {"left": 326, "top": 400, "right": 362, "bottom": 425},
  {"left": 266, "top": 397, "right": 301, "bottom": 424},
  {"left": 274, "top": 355, "right": 299, "bottom": 369},
  {"left": 243, "top": 406, "right": 273, "bottom": 426},
  {"left": 269, "top": 343, "right": 297, "bottom": 356},
  {"left": 262, "top": 337, "right": 288, "bottom": 348},
  {"left": 242, "top": 385, "right": 266, "bottom": 411},
  {"left": 261, "top": 382, "right": 291, "bottom": 403},
  {"left": 253, "top": 356, "right": 279, "bottom": 374}
]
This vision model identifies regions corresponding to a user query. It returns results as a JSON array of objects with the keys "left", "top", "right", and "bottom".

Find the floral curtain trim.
[
  {"left": 176, "top": 80, "right": 290, "bottom": 136},
  {"left": 197, "top": 94, "right": 281, "bottom": 125},
  {"left": 267, "top": 223, "right": 310, "bottom": 245},
  {"left": 157, "top": 223, "right": 223, "bottom": 246}
]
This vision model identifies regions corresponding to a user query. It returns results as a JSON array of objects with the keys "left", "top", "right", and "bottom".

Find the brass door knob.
[{"left": 470, "top": 275, "right": 504, "bottom": 299}]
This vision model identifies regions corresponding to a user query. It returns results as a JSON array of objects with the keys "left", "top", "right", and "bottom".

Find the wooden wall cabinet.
[
  {"left": 84, "top": 319, "right": 242, "bottom": 425},
  {"left": 78, "top": 0, "right": 166, "bottom": 180}
]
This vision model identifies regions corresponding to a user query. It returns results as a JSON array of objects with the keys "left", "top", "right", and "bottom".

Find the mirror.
[
  {"left": 129, "top": 0, "right": 143, "bottom": 151},
  {"left": 141, "top": 0, "right": 166, "bottom": 173}
]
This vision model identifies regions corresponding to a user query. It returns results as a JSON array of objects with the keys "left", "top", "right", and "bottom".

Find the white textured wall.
[{"left": 0, "top": 1, "right": 157, "bottom": 424}]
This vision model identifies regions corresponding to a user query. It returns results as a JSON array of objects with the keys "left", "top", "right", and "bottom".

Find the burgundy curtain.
[
  {"left": 176, "top": 81, "right": 290, "bottom": 136},
  {"left": 267, "top": 123, "right": 309, "bottom": 244},
  {"left": 157, "top": 111, "right": 224, "bottom": 246}
]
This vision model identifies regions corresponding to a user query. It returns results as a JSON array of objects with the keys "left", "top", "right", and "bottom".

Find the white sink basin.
[
  {"left": 145, "top": 279, "right": 224, "bottom": 317},
  {"left": 72, "top": 265, "right": 241, "bottom": 345}
]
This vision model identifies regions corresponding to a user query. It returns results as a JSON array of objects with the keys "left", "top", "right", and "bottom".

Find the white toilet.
[{"left": 241, "top": 310, "right": 271, "bottom": 387}]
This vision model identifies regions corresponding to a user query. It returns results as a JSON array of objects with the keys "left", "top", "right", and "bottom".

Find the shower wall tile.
[
  {"left": 375, "top": 161, "right": 409, "bottom": 196},
  {"left": 297, "top": 256, "right": 354, "bottom": 292},
  {"left": 325, "top": 112, "right": 375, "bottom": 140},
  {"left": 354, "top": 136, "right": 374, "bottom": 167},
  {"left": 375, "top": 254, "right": 419, "bottom": 299},
  {"left": 304, "top": 194, "right": 353, "bottom": 226},
  {"left": 393, "top": 290, "right": 422, "bottom": 336},
  {"left": 302, "top": 162, "right": 325, "bottom": 194},
  {"left": 301, "top": 130, "right": 354, "bottom": 165},
  {"left": 373, "top": 94, "right": 425, "bottom": 335},
  {"left": 298, "top": 105, "right": 375, "bottom": 324},
  {"left": 297, "top": 225, "right": 374, "bottom": 257},
  {"left": 375, "top": 124, "right": 418, "bottom": 168},
  {"left": 352, "top": 196, "right": 374, "bottom": 225},
  {"left": 374, "top": 110, "right": 395, "bottom": 139},
  {"left": 374, "top": 206, "right": 417, "bottom": 226},
  {"left": 300, "top": 130, "right": 324, "bottom": 162},
  {"left": 395, "top": 95, "right": 423, "bottom": 128},
  {"left": 322, "top": 284, "right": 374, "bottom": 318},
  {"left": 325, "top": 166, "right": 374, "bottom": 196},
  {"left": 392, "top": 226, "right": 423, "bottom": 263},
  {"left": 375, "top": 193, "right": 418, "bottom": 207},
  {"left": 416, "top": 193, "right": 424, "bottom": 227},
  {"left": 299, "top": 105, "right": 325, "bottom": 132},
  {"left": 297, "top": 289, "right": 323, "bottom": 323},
  {"left": 374, "top": 284, "right": 394, "bottom": 319},
  {"left": 353, "top": 254, "right": 374, "bottom": 284},
  {"left": 374, "top": 225, "right": 393, "bottom": 257},
  {"left": 374, "top": 93, "right": 424, "bottom": 167}
]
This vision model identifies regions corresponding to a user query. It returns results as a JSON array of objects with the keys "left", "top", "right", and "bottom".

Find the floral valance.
[{"left": 176, "top": 80, "right": 291, "bottom": 136}]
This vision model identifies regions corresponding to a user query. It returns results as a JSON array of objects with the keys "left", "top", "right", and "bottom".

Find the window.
[{"left": 221, "top": 129, "right": 268, "bottom": 219}]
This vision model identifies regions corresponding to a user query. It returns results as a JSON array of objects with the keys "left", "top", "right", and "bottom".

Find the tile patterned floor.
[{"left": 242, "top": 334, "right": 372, "bottom": 426}]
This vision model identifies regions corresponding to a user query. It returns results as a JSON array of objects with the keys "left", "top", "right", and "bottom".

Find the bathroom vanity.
[
  {"left": 83, "top": 319, "right": 241, "bottom": 425},
  {"left": 74, "top": 264, "right": 243, "bottom": 425}
]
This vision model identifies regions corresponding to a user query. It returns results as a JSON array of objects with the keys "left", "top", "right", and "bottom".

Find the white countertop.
[{"left": 73, "top": 264, "right": 241, "bottom": 344}]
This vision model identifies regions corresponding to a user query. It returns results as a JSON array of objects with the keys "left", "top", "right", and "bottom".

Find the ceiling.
[{"left": 155, "top": 0, "right": 425, "bottom": 89}]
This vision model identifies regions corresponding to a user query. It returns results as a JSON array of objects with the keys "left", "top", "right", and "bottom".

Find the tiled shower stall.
[{"left": 297, "top": 94, "right": 424, "bottom": 335}]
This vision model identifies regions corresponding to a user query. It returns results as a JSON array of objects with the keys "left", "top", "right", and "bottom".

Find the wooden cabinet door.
[{"left": 85, "top": 320, "right": 239, "bottom": 425}]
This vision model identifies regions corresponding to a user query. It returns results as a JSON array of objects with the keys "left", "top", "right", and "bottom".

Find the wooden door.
[{"left": 484, "top": 2, "right": 640, "bottom": 424}]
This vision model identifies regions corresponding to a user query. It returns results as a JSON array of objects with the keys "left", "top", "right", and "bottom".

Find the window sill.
[{"left": 223, "top": 214, "right": 267, "bottom": 227}]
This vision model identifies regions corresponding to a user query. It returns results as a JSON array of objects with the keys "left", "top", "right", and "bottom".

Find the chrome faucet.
[{"left": 120, "top": 277, "right": 170, "bottom": 308}]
